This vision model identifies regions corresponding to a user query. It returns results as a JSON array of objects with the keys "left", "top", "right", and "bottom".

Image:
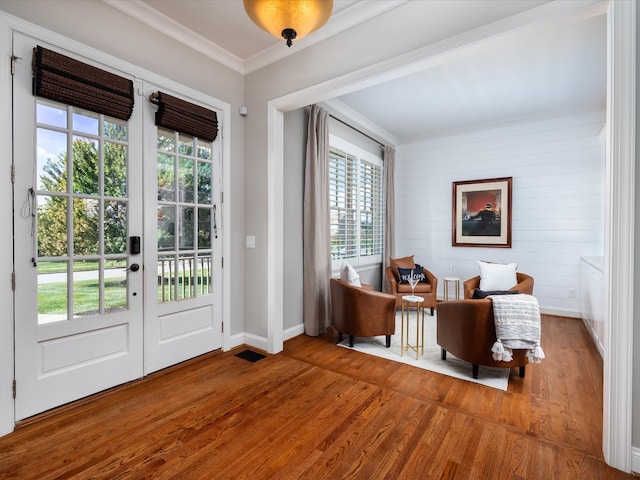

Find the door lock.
[{"left": 128, "top": 263, "right": 140, "bottom": 272}]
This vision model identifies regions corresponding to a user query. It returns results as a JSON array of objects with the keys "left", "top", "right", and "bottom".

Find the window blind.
[
  {"left": 329, "top": 146, "right": 358, "bottom": 260},
  {"left": 32, "top": 45, "right": 134, "bottom": 120},
  {"left": 149, "top": 91, "right": 218, "bottom": 142}
]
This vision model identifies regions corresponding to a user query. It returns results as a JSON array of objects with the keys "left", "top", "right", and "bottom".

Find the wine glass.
[{"left": 408, "top": 270, "right": 419, "bottom": 297}]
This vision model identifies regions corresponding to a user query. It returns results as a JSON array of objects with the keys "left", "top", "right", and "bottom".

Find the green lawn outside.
[{"left": 38, "top": 277, "right": 127, "bottom": 316}]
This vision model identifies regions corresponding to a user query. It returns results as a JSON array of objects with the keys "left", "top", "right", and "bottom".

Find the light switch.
[{"left": 246, "top": 235, "right": 256, "bottom": 249}]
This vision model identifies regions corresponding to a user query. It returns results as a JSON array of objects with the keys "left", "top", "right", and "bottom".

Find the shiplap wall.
[{"left": 395, "top": 111, "right": 605, "bottom": 317}]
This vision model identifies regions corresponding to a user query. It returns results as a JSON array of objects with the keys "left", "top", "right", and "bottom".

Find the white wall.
[{"left": 395, "top": 111, "right": 605, "bottom": 316}]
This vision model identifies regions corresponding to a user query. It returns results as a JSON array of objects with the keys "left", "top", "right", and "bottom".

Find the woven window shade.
[
  {"left": 32, "top": 45, "right": 134, "bottom": 120},
  {"left": 150, "top": 91, "right": 218, "bottom": 142}
]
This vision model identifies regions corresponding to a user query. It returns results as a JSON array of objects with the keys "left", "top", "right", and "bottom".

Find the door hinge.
[
  {"left": 11, "top": 272, "right": 15, "bottom": 291},
  {"left": 12, "top": 380, "right": 16, "bottom": 399},
  {"left": 221, "top": 257, "right": 223, "bottom": 268},
  {"left": 221, "top": 322, "right": 224, "bottom": 333},
  {"left": 10, "top": 55, "right": 18, "bottom": 75},
  {"left": 10, "top": 164, "right": 15, "bottom": 183}
]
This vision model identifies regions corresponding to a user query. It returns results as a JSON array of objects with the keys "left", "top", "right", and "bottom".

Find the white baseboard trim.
[
  {"left": 539, "top": 306, "right": 581, "bottom": 319},
  {"left": 228, "top": 333, "right": 269, "bottom": 353},
  {"left": 284, "top": 323, "right": 305, "bottom": 341},
  {"left": 631, "top": 446, "right": 640, "bottom": 475}
]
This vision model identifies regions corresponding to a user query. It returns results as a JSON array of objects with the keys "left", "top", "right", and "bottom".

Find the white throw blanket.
[{"left": 488, "top": 294, "right": 545, "bottom": 364}]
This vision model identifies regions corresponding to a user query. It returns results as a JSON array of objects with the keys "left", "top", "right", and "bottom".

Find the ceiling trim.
[
  {"left": 103, "top": 0, "right": 245, "bottom": 73},
  {"left": 243, "top": 0, "right": 409, "bottom": 74},
  {"left": 102, "top": 0, "right": 408, "bottom": 76}
]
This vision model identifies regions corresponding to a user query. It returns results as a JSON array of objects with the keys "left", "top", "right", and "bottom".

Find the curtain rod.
[{"left": 329, "top": 114, "right": 385, "bottom": 148}]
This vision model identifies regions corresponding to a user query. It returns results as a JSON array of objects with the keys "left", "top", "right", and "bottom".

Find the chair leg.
[
  {"left": 441, "top": 348, "right": 447, "bottom": 361},
  {"left": 472, "top": 364, "right": 479, "bottom": 379},
  {"left": 349, "top": 335, "right": 354, "bottom": 347},
  {"left": 430, "top": 307, "right": 434, "bottom": 316},
  {"left": 519, "top": 366, "right": 526, "bottom": 378},
  {"left": 337, "top": 332, "right": 343, "bottom": 342},
  {"left": 385, "top": 335, "right": 391, "bottom": 348}
]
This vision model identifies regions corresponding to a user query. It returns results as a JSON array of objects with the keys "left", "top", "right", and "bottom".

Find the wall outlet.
[{"left": 245, "top": 235, "right": 255, "bottom": 249}]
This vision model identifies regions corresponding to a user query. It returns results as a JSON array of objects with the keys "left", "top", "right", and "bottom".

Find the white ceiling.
[{"left": 104, "top": 0, "right": 607, "bottom": 144}]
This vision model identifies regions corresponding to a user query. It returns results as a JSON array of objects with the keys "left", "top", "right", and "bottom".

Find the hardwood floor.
[{"left": 0, "top": 314, "right": 634, "bottom": 479}]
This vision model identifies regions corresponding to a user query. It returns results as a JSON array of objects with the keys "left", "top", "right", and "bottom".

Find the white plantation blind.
[{"left": 329, "top": 136, "right": 384, "bottom": 267}]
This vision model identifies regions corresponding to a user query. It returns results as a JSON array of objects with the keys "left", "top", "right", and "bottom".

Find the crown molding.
[
  {"left": 243, "top": 0, "right": 409, "bottom": 74},
  {"left": 103, "top": 0, "right": 245, "bottom": 74},
  {"left": 103, "top": 0, "right": 408, "bottom": 76},
  {"left": 322, "top": 98, "right": 399, "bottom": 146}
]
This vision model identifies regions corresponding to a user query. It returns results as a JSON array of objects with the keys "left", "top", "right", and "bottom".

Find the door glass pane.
[
  {"left": 72, "top": 136, "right": 99, "bottom": 195},
  {"left": 37, "top": 261, "right": 68, "bottom": 324},
  {"left": 104, "top": 142, "right": 127, "bottom": 197},
  {"left": 198, "top": 207, "right": 211, "bottom": 249},
  {"left": 72, "top": 108, "right": 99, "bottom": 136},
  {"left": 38, "top": 196, "right": 67, "bottom": 258},
  {"left": 104, "top": 201, "right": 127, "bottom": 254},
  {"left": 177, "top": 158, "right": 194, "bottom": 203},
  {"left": 158, "top": 206, "right": 176, "bottom": 251},
  {"left": 73, "top": 260, "right": 100, "bottom": 318},
  {"left": 157, "top": 154, "right": 175, "bottom": 201},
  {"left": 179, "top": 207, "right": 194, "bottom": 250},
  {"left": 73, "top": 198, "right": 99, "bottom": 255},
  {"left": 104, "top": 118, "right": 127, "bottom": 141},
  {"left": 37, "top": 129, "right": 67, "bottom": 192},
  {"left": 157, "top": 128, "right": 175, "bottom": 151},
  {"left": 196, "top": 254, "right": 212, "bottom": 296},
  {"left": 157, "top": 254, "right": 175, "bottom": 302},
  {"left": 197, "top": 161, "right": 212, "bottom": 204},
  {"left": 178, "top": 134, "right": 194, "bottom": 156},
  {"left": 104, "top": 259, "right": 127, "bottom": 313},
  {"left": 197, "top": 139, "right": 211, "bottom": 160},
  {"left": 177, "top": 254, "right": 195, "bottom": 300}
]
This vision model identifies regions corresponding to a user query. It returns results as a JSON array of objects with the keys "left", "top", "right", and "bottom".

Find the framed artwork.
[{"left": 452, "top": 177, "right": 512, "bottom": 248}]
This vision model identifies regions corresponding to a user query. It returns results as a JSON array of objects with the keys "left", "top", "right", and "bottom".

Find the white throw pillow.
[
  {"left": 340, "top": 261, "right": 361, "bottom": 287},
  {"left": 477, "top": 261, "right": 518, "bottom": 291}
]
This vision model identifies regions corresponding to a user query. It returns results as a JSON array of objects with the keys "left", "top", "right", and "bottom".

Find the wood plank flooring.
[{"left": 0, "top": 314, "right": 634, "bottom": 479}]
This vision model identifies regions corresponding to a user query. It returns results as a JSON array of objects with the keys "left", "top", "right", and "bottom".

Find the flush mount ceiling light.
[{"left": 243, "top": 0, "right": 334, "bottom": 47}]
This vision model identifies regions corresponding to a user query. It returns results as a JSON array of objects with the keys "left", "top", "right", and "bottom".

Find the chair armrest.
[
  {"left": 463, "top": 276, "right": 481, "bottom": 299},
  {"left": 385, "top": 267, "right": 398, "bottom": 293}
]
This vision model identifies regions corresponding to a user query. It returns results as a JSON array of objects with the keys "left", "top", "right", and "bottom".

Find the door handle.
[{"left": 127, "top": 263, "right": 140, "bottom": 272}]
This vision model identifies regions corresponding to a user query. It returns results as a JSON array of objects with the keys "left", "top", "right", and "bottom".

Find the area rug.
[{"left": 337, "top": 311, "right": 509, "bottom": 391}]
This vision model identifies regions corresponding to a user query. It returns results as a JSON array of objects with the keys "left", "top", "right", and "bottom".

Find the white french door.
[
  {"left": 12, "top": 33, "right": 144, "bottom": 420},
  {"left": 142, "top": 82, "right": 222, "bottom": 374},
  {"left": 12, "top": 33, "right": 223, "bottom": 420}
]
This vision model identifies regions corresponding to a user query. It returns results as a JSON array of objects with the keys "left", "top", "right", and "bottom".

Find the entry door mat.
[
  {"left": 338, "top": 312, "right": 509, "bottom": 391},
  {"left": 235, "top": 349, "right": 267, "bottom": 363}
]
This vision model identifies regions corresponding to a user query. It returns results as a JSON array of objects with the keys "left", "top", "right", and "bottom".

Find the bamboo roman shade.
[
  {"left": 32, "top": 45, "right": 134, "bottom": 120},
  {"left": 149, "top": 91, "right": 218, "bottom": 142}
]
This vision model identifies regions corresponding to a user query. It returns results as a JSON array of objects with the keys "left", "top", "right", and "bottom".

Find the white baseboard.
[
  {"left": 631, "top": 446, "right": 640, "bottom": 475},
  {"left": 538, "top": 306, "right": 581, "bottom": 319},
  {"left": 284, "top": 323, "right": 304, "bottom": 341},
  {"left": 228, "top": 332, "right": 269, "bottom": 352}
]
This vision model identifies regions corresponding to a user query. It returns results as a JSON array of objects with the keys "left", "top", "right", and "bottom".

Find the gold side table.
[
  {"left": 401, "top": 295, "right": 425, "bottom": 360},
  {"left": 443, "top": 277, "right": 460, "bottom": 301}
]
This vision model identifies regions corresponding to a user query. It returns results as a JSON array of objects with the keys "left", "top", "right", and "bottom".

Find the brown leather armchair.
[
  {"left": 330, "top": 278, "right": 396, "bottom": 348},
  {"left": 385, "top": 266, "right": 438, "bottom": 314},
  {"left": 437, "top": 299, "right": 529, "bottom": 379},
  {"left": 463, "top": 272, "right": 534, "bottom": 299}
]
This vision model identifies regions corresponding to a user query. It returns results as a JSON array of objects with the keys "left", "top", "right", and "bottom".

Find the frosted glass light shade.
[{"left": 243, "top": 0, "right": 333, "bottom": 46}]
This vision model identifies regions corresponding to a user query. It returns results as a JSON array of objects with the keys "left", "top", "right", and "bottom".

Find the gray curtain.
[
  {"left": 303, "top": 105, "right": 332, "bottom": 336},
  {"left": 382, "top": 145, "right": 396, "bottom": 292}
]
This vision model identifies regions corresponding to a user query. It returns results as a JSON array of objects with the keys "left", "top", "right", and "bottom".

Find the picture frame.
[{"left": 452, "top": 177, "right": 512, "bottom": 248}]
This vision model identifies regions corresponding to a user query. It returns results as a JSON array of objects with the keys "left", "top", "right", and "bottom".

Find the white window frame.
[{"left": 329, "top": 134, "right": 384, "bottom": 272}]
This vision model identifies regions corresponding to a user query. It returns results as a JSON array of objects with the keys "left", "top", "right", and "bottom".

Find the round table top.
[
  {"left": 402, "top": 295, "right": 424, "bottom": 303},
  {"left": 444, "top": 276, "right": 460, "bottom": 282}
]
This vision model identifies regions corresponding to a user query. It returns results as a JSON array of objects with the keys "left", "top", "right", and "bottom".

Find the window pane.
[
  {"left": 197, "top": 139, "right": 212, "bottom": 160},
  {"left": 104, "top": 258, "right": 127, "bottom": 314},
  {"left": 157, "top": 255, "right": 175, "bottom": 302},
  {"left": 104, "top": 142, "right": 127, "bottom": 197},
  {"left": 37, "top": 129, "right": 67, "bottom": 192},
  {"left": 198, "top": 207, "right": 211, "bottom": 249},
  {"left": 157, "top": 154, "right": 175, "bottom": 201},
  {"left": 38, "top": 195, "right": 67, "bottom": 257},
  {"left": 104, "top": 118, "right": 127, "bottom": 141},
  {"left": 38, "top": 261, "right": 68, "bottom": 324},
  {"left": 104, "top": 201, "right": 127, "bottom": 254},
  {"left": 158, "top": 128, "right": 175, "bottom": 152},
  {"left": 72, "top": 108, "right": 99, "bottom": 136},
  {"left": 179, "top": 207, "right": 194, "bottom": 250},
  {"left": 37, "top": 101, "right": 66, "bottom": 129},
  {"left": 197, "top": 161, "right": 212, "bottom": 204},
  {"left": 196, "top": 254, "right": 212, "bottom": 296},
  {"left": 73, "top": 198, "right": 99, "bottom": 255},
  {"left": 177, "top": 254, "right": 195, "bottom": 299},
  {"left": 72, "top": 136, "right": 99, "bottom": 195},
  {"left": 158, "top": 206, "right": 176, "bottom": 251},
  {"left": 73, "top": 260, "right": 99, "bottom": 317},
  {"left": 178, "top": 158, "right": 194, "bottom": 203},
  {"left": 178, "top": 134, "right": 194, "bottom": 156}
]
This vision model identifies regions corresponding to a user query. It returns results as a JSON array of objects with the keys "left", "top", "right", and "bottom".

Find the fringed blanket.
[{"left": 488, "top": 294, "right": 545, "bottom": 364}]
